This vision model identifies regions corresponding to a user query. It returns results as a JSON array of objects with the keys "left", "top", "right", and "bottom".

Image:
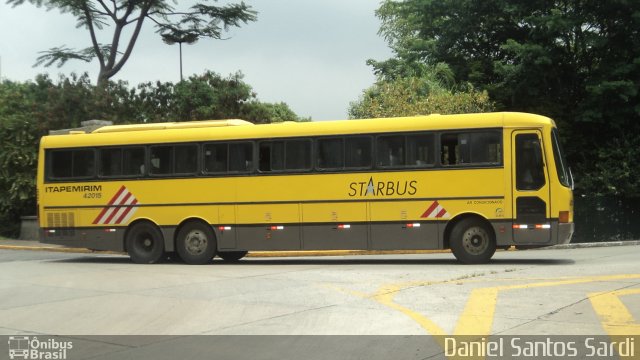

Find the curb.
[
  {"left": 0, "top": 240, "right": 638, "bottom": 257},
  {"left": 247, "top": 249, "right": 452, "bottom": 257},
  {"left": 0, "top": 244, "right": 122, "bottom": 255},
  {"left": 0, "top": 244, "right": 451, "bottom": 257},
  {"left": 544, "top": 240, "right": 640, "bottom": 250}
]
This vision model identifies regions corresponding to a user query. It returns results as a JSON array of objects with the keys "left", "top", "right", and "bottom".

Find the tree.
[
  {"left": 242, "top": 101, "right": 309, "bottom": 123},
  {"left": 372, "top": 0, "right": 640, "bottom": 196},
  {"left": 7, "top": 0, "right": 257, "bottom": 88},
  {"left": 161, "top": 31, "right": 199, "bottom": 82},
  {"left": 134, "top": 70, "right": 306, "bottom": 124},
  {"left": 349, "top": 65, "right": 494, "bottom": 119},
  {"left": 0, "top": 81, "right": 41, "bottom": 236}
]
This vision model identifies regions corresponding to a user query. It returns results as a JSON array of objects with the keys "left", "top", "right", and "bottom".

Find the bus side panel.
[
  {"left": 369, "top": 222, "right": 439, "bottom": 250},
  {"left": 235, "top": 203, "right": 301, "bottom": 250},
  {"left": 302, "top": 224, "right": 368, "bottom": 250},
  {"left": 217, "top": 205, "right": 237, "bottom": 249},
  {"left": 491, "top": 221, "right": 514, "bottom": 246},
  {"left": 301, "top": 202, "right": 368, "bottom": 250},
  {"left": 236, "top": 225, "right": 301, "bottom": 250},
  {"left": 369, "top": 201, "right": 439, "bottom": 250},
  {"left": 40, "top": 225, "right": 124, "bottom": 253}
]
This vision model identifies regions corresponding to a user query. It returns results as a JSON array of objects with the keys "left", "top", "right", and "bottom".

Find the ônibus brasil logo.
[{"left": 8, "top": 336, "right": 73, "bottom": 360}]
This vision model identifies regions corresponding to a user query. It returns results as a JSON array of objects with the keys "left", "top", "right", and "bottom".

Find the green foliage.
[
  {"left": 0, "top": 112, "right": 38, "bottom": 236},
  {"left": 373, "top": 0, "right": 640, "bottom": 197},
  {"left": 7, "top": 0, "right": 257, "bottom": 87},
  {"left": 586, "top": 136, "right": 640, "bottom": 197},
  {"left": 133, "top": 71, "right": 306, "bottom": 124},
  {"left": 0, "top": 116, "right": 37, "bottom": 204},
  {"left": 169, "top": 72, "right": 254, "bottom": 121},
  {"left": 0, "top": 71, "right": 304, "bottom": 237},
  {"left": 349, "top": 65, "right": 494, "bottom": 119},
  {"left": 249, "top": 102, "right": 310, "bottom": 123}
]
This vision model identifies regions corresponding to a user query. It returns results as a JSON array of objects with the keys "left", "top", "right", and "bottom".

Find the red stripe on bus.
[
  {"left": 104, "top": 191, "right": 132, "bottom": 224},
  {"left": 115, "top": 199, "right": 138, "bottom": 224},
  {"left": 421, "top": 201, "right": 440, "bottom": 218},
  {"left": 92, "top": 185, "right": 127, "bottom": 224},
  {"left": 436, "top": 208, "right": 448, "bottom": 218}
]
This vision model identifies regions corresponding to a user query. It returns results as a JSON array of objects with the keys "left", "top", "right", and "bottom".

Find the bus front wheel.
[
  {"left": 218, "top": 251, "right": 248, "bottom": 262},
  {"left": 126, "top": 222, "right": 165, "bottom": 264},
  {"left": 449, "top": 218, "right": 496, "bottom": 264},
  {"left": 176, "top": 222, "right": 217, "bottom": 265}
]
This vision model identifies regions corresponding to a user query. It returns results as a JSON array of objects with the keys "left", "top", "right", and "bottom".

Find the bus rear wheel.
[
  {"left": 176, "top": 222, "right": 217, "bottom": 265},
  {"left": 218, "top": 251, "right": 248, "bottom": 262},
  {"left": 449, "top": 218, "right": 496, "bottom": 264},
  {"left": 126, "top": 222, "right": 165, "bottom": 264}
]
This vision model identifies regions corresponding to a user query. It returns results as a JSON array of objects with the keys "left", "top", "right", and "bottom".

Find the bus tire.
[
  {"left": 176, "top": 222, "right": 217, "bottom": 265},
  {"left": 218, "top": 251, "right": 248, "bottom": 262},
  {"left": 126, "top": 222, "right": 165, "bottom": 264},
  {"left": 449, "top": 218, "right": 496, "bottom": 264}
]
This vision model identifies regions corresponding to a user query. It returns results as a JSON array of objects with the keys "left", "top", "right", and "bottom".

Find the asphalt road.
[{"left": 0, "top": 245, "right": 638, "bottom": 359}]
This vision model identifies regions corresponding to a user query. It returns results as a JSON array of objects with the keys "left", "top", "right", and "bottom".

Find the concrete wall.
[{"left": 19, "top": 216, "right": 39, "bottom": 240}]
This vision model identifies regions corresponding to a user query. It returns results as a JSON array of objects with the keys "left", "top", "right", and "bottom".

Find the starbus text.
[{"left": 348, "top": 179, "right": 417, "bottom": 197}]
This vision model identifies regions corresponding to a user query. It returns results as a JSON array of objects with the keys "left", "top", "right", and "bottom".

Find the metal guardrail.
[{"left": 573, "top": 195, "right": 640, "bottom": 243}]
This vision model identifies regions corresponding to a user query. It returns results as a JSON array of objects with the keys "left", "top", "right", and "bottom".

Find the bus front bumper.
[{"left": 558, "top": 222, "right": 574, "bottom": 245}]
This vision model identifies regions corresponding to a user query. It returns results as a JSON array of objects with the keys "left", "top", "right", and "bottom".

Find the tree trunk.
[{"left": 96, "top": 71, "right": 110, "bottom": 92}]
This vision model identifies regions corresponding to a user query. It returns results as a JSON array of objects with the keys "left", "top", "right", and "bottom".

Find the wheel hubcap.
[
  {"left": 462, "top": 227, "right": 489, "bottom": 255},
  {"left": 185, "top": 230, "right": 208, "bottom": 255},
  {"left": 135, "top": 233, "right": 154, "bottom": 252}
]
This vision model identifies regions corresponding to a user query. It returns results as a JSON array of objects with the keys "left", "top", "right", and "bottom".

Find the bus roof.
[
  {"left": 40, "top": 112, "right": 555, "bottom": 149},
  {"left": 91, "top": 119, "right": 253, "bottom": 133}
]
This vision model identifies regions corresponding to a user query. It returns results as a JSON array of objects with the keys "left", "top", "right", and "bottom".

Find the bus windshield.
[{"left": 551, "top": 128, "right": 572, "bottom": 188}]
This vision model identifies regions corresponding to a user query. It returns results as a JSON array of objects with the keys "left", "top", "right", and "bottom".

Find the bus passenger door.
[{"left": 511, "top": 130, "right": 551, "bottom": 244}]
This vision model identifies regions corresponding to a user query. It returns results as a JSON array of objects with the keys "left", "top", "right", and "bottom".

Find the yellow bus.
[{"left": 37, "top": 112, "right": 574, "bottom": 264}]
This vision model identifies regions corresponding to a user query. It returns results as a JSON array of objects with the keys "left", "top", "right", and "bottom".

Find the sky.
[{"left": 0, "top": 0, "right": 393, "bottom": 120}]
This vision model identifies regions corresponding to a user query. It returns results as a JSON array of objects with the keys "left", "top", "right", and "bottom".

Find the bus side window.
[
  {"left": 259, "top": 141, "right": 284, "bottom": 172},
  {"left": 50, "top": 150, "right": 73, "bottom": 178},
  {"left": 345, "top": 136, "right": 372, "bottom": 169},
  {"left": 441, "top": 133, "right": 460, "bottom": 165},
  {"left": 285, "top": 140, "right": 311, "bottom": 171},
  {"left": 470, "top": 132, "right": 501, "bottom": 164},
  {"left": 100, "top": 148, "right": 122, "bottom": 176},
  {"left": 175, "top": 144, "right": 198, "bottom": 174},
  {"left": 48, "top": 149, "right": 95, "bottom": 180},
  {"left": 229, "top": 142, "right": 253, "bottom": 172},
  {"left": 407, "top": 134, "right": 434, "bottom": 166},
  {"left": 150, "top": 146, "right": 173, "bottom": 175},
  {"left": 377, "top": 135, "right": 405, "bottom": 167},
  {"left": 441, "top": 131, "right": 501, "bottom": 166},
  {"left": 123, "top": 147, "right": 145, "bottom": 176},
  {"left": 204, "top": 143, "right": 228, "bottom": 173},
  {"left": 73, "top": 150, "right": 95, "bottom": 178},
  {"left": 317, "top": 138, "right": 344, "bottom": 170}
]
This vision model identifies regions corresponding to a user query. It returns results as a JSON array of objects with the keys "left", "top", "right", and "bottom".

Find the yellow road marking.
[
  {"left": 373, "top": 283, "right": 448, "bottom": 337},
  {"left": 589, "top": 288, "right": 640, "bottom": 336},
  {"left": 329, "top": 274, "right": 640, "bottom": 342},
  {"left": 456, "top": 274, "right": 640, "bottom": 336},
  {"left": 454, "top": 287, "right": 498, "bottom": 335}
]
